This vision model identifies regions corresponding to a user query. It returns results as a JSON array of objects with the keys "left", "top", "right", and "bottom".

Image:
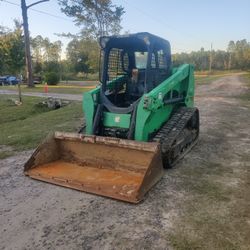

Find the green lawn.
[{"left": 0, "top": 95, "right": 83, "bottom": 158}]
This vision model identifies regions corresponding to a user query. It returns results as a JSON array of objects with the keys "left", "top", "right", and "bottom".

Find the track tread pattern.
[{"left": 153, "top": 106, "right": 199, "bottom": 168}]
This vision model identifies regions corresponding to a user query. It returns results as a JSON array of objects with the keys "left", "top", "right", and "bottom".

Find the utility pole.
[
  {"left": 228, "top": 53, "right": 232, "bottom": 70},
  {"left": 209, "top": 43, "right": 213, "bottom": 73},
  {"left": 21, "top": 0, "right": 49, "bottom": 87}
]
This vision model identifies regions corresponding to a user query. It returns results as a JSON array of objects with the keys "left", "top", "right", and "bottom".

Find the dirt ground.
[{"left": 0, "top": 74, "right": 249, "bottom": 250}]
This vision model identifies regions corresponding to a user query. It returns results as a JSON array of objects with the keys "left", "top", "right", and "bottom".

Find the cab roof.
[{"left": 99, "top": 32, "right": 170, "bottom": 52}]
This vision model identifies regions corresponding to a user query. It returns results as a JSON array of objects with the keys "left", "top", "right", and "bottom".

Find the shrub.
[{"left": 44, "top": 72, "right": 60, "bottom": 85}]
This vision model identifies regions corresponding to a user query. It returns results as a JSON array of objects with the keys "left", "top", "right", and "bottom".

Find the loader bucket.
[{"left": 24, "top": 132, "right": 164, "bottom": 203}]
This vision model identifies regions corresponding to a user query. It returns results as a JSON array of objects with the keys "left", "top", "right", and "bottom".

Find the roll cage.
[{"left": 99, "top": 32, "right": 172, "bottom": 113}]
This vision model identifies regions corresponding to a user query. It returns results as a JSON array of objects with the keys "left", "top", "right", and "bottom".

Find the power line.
[
  {"left": 1, "top": 0, "right": 19, "bottom": 6},
  {"left": 120, "top": 0, "right": 212, "bottom": 49},
  {"left": 119, "top": 0, "right": 197, "bottom": 52},
  {"left": 30, "top": 7, "right": 71, "bottom": 21},
  {"left": 1, "top": 0, "right": 72, "bottom": 22}
]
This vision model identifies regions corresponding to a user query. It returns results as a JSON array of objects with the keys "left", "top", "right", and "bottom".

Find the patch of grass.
[
  {"left": 195, "top": 70, "right": 242, "bottom": 76},
  {"left": 181, "top": 161, "right": 227, "bottom": 177},
  {"left": 0, "top": 97, "right": 51, "bottom": 124},
  {"left": 186, "top": 179, "right": 231, "bottom": 202},
  {"left": 168, "top": 233, "right": 202, "bottom": 250},
  {"left": 169, "top": 217, "right": 242, "bottom": 250},
  {"left": 0, "top": 95, "right": 83, "bottom": 152},
  {"left": 238, "top": 73, "right": 250, "bottom": 101},
  {"left": 168, "top": 161, "right": 250, "bottom": 250},
  {"left": 195, "top": 75, "right": 222, "bottom": 85},
  {"left": 195, "top": 70, "right": 245, "bottom": 85},
  {"left": 0, "top": 151, "right": 14, "bottom": 159},
  {"left": 239, "top": 72, "right": 250, "bottom": 86}
]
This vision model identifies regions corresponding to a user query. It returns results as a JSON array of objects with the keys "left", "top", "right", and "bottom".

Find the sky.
[{"left": 0, "top": 0, "right": 249, "bottom": 54}]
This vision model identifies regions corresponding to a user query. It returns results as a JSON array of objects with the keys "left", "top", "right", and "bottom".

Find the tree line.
[
  {"left": 0, "top": 0, "right": 249, "bottom": 84},
  {"left": 0, "top": 22, "right": 100, "bottom": 83},
  {"left": 0, "top": 21, "right": 25, "bottom": 76},
  {"left": 173, "top": 40, "right": 250, "bottom": 71},
  {"left": 1, "top": 22, "right": 250, "bottom": 84},
  {"left": 0, "top": 0, "right": 124, "bottom": 84}
]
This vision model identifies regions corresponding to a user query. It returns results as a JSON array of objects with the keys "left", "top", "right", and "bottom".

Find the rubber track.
[{"left": 152, "top": 107, "right": 199, "bottom": 166}]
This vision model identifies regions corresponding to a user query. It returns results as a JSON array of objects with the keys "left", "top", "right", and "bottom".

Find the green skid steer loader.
[{"left": 24, "top": 33, "right": 199, "bottom": 203}]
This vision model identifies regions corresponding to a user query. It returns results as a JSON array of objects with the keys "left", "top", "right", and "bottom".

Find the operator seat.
[
  {"left": 125, "top": 67, "right": 169, "bottom": 104},
  {"left": 125, "top": 69, "right": 145, "bottom": 103}
]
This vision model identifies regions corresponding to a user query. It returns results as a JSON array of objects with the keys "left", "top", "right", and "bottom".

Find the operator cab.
[{"left": 99, "top": 32, "right": 171, "bottom": 113}]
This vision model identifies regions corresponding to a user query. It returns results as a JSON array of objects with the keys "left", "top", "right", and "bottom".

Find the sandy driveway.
[{"left": 0, "top": 74, "right": 249, "bottom": 250}]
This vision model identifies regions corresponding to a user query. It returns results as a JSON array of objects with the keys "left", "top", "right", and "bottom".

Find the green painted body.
[
  {"left": 83, "top": 64, "right": 195, "bottom": 142},
  {"left": 103, "top": 112, "right": 131, "bottom": 128}
]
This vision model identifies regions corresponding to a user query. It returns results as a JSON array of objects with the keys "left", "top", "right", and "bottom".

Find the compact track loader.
[{"left": 24, "top": 33, "right": 199, "bottom": 203}]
